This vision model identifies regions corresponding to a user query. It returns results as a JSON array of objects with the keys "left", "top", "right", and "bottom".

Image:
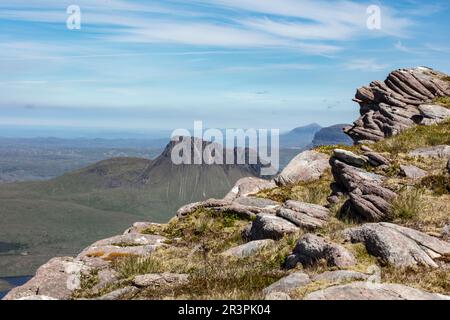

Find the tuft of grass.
[
  {"left": 433, "top": 96, "right": 450, "bottom": 109},
  {"left": 257, "top": 171, "right": 332, "bottom": 205},
  {"left": 390, "top": 188, "right": 424, "bottom": 221},
  {"left": 113, "top": 255, "right": 165, "bottom": 279},
  {"left": 373, "top": 119, "right": 450, "bottom": 155},
  {"left": 442, "top": 76, "right": 450, "bottom": 82},
  {"left": 420, "top": 174, "right": 450, "bottom": 196}
]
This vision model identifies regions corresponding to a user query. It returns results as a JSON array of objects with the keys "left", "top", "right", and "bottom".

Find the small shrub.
[
  {"left": 420, "top": 174, "right": 450, "bottom": 195},
  {"left": 390, "top": 188, "right": 424, "bottom": 221}
]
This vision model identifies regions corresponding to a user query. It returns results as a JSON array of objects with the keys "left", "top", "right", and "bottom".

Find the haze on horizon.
[{"left": 1, "top": 0, "right": 449, "bottom": 137}]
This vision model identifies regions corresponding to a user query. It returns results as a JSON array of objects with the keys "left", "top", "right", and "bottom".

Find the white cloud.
[{"left": 343, "top": 58, "right": 389, "bottom": 72}]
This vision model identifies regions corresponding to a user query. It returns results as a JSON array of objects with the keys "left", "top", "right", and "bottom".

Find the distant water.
[{"left": 0, "top": 276, "right": 32, "bottom": 299}]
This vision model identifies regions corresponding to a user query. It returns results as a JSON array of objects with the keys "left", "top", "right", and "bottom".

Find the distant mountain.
[
  {"left": 0, "top": 138, "right": 260, "bottom": 277},
  {"left": 280, "top": 123, "right": 322, "bottom": 148},
  {"left": 311, "top": 124, "right": 353, "bottom": 147}
]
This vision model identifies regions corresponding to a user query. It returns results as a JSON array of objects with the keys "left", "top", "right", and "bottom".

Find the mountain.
[
  {"left": 0, "top": 138, "right": 260, "bottom": 277},
  {"left": 280, "top": 123, "right": 322, "bottom": 148},
  {"left": 311, "top": 124, "right": 353, "bottom": 147}
]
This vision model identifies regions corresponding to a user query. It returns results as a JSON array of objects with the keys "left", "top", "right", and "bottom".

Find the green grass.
[
  {"left": 373, "top": 119, "right": 450, "bottom": 155},
  {"left": 390, "top": 188, "right": 424, "bottom": 221},
  {"left": 433, "top": 96, "right": 450, "bottom": 108},
  {"left": 420, "top": 174, "right": 450, "bottom": 196}
]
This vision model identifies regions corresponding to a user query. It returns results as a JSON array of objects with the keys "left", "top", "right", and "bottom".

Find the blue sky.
[{"left": 0, "top": 0, "right": 449, "bottom": 136}]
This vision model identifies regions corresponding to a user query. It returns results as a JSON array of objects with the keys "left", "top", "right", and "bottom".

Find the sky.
[{"left": 0, "top": 0, "right": 449, "bottom": 137}]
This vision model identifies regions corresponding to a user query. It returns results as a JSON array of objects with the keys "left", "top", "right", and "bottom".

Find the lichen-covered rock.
[
  {"left": 344, "top": 67, "right": 450, "bottom": 144},
  {"left": 263, "top": 273, "right": 311, "bottom": 295},
  {"left": 249, "top": 214, "right": 299, "bottom": 241},
  {"left": 400, "top": 165, "right": 428, "bottom": 179},
  {"left": 333, "top": 149, "right": 368, "bottom": 167},
  {"left": 285, "top": 234, "right": 356, "bottom": 269},
  {"left": 3, "top": 257, "right": 89, "bottom": 300},
  {"left": 275, "top": 150, "right": 330, "bottom": 186},
  {"left": 176, "top": 199, "right": 231, "bottom": 218},
  {"left": 409, "top": 145, "right": 450, "bottom": 159},
  {"left": 345, "top": 223, "right": 450, "bottom": 268},
  {"left": 276, "top": 208, "right": 327, "bottom": 230},
  {"left": 364, "top": 152, "right": 390, "bottom": 167},
  {"left": 283, "top": 200, "right": 330, "bottom": 220},
  {"left": 305, "top": 282, "right": 450, "bottom": 300},
  {"left": 224, "top": 177, "right": 277, "bottom": 201},
  {"left": 418, "top": 104, "right": 450, "bottom": 125},
  {"left": 222, "top": 240, "right": 274, "bottom": 258}
]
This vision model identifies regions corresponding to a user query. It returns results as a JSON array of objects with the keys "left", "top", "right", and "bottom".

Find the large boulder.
[
  {"left": 249, "top": 214, "right": 299, "bottom": 241},
  {"left": 344, "top": 67, "right": 450, "bottom": 144},
  {"left": 275, "top": 150, "right": 330, "bottom": 186},
  {"left": 345, "top": 223, "right": 450, "bottom": 268},
  {"left": 285, "top": 234, "right": 356, "bottom": 269},
  {"left": 305, "top": 282, "right": 450, "bottom": 300},
  {"left": 3, "top": 257, "right": 89, "bottom": 300}
]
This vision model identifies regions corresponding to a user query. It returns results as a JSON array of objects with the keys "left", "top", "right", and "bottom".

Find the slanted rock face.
[
  {"left": 330, "top": 156, "right": 396, "bottom": 221},
  {"left": 311, "top": 270, "right": 370, "bottom": 283},
  {"left": 400, "top": 165, "right": 428, "bottom": 179},
  {"left": 3, "top": 257, "right": 90, "bottom": 300},
  {"left": 249, "top": 214, "right": 299, "bottom": 241},
  {"left": 222, "top": 240, "right": 274, "bottom": 258},
  {"left": 285, "top": 234, "right": 356, "bottom": 269},
  {"left": 304, "top": 282, "right": 450, "bottom": 300},
  {"left": 345, "top": 67, "right": 450, "bottom": 144},
  {"left": 345, "top": 223, "right": 450, "bottom": 268},
  {"left": 275, "top": 150, "right": 330, "bottom": 186},
  {"left": 333, "top": 149, "right": 368, "bottom": 167}
]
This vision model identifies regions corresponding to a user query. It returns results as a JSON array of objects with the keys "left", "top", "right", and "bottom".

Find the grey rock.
[
  {"left": 304, "top": 282, "right": 450, "bottom": 300},
  {"left": 284, "top": 200, "right": 330, "bottom": 220},
  {"left": 286, "top": 234, "right": 356, "bottom": 269},
  {"left": 419, "top": 104, "right": 450, "bottom": 124},
  {"left": 222, "top": 240, "right": 274, "bottom": 258},
  {"left": 132, "top": 273, "right": 189, "bottom": 288},
  {"left": 443, "top": 225, "right": 450, "bottom": 240},
  {"left": 177, "top": 199, "right": 231, "bottom": 218},
  {"left": 3, "top": 257, "right": 90, "bottom": 300},
  {"left": 249, "top": 214, "right": 299, "bottom": 241},
  {"left": 345, "top": 223, "right": 450, "bottom": 268},
  {"left": 364, "top": 152, "right": 390, "bottom": 166},
  {"left": 233, "top": 197, "right": 280, "bottom": 209},
  {"left": 265, "top": 292, "right": 292, "bottom": 300},
  {"left": 96, "top": 286, "right": 140, "bottom": 300},
  {"left": 275, "top": 150, "right": 330, "bottom": 186},
  {"left": 311, "top": 270, "right": 370, "bottom": 283},
  {"left": 17, "top": 295, "right": 59, "bottom": 300},
  {"left": 224, "top": 177, "right": 277, "bottom": 201},
  {"left": 400, "top": 165, "right": 428, "bottom": 179},
  {"left": 409, "top": 145, "right": 450, "bottom": 159},
  {"left": 333, "top": 149, "right": 368, "bottom": 167},
  {"left": 276, "top": 208, "right": 327, "bottom": 230},
  {"left": 348, "top": 192, "right": 392, "bottom": 221},
  {"left": 263, "top": 273, "right": 311, "bottom": 295},
  {"left": 92, "top": 268, "right": 120, "bottom": 292}
]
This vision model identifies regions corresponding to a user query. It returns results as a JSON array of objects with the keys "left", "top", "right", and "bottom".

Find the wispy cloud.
[{"left": 343, "top": 58, "right": 390, "bottom": 72}]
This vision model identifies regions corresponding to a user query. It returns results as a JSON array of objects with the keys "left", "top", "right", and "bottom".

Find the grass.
[
  {"left": 256, "top": 171, "right": 333, "bottom": 205},
  {"left": 373, "top": 119, "right": 450, "bottom": 155},
  {"left": 390, "top": 188, "right": 424, "bottom": 221},
  {"left": 433, "top": 96, "right": 450, "bottom": 108},
  {"left": 313, "top": 144, "right": 360, "bottom": 156}
]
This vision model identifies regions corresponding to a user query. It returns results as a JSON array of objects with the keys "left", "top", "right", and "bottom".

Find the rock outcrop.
[
  {"left": 330, "top": 150, "right": 396, "bottom": 221},
  {"left": 285, "top": 234, "right": 356, "bottom": 269},
  {"left": 305, "top": 282, "right": 450, "bottom": 300},
  {"left": 409, "top": 145, "right": 450, "bottom": 159},
  {"left": 275, "top": 150, "right": 330, "bottom": 186},
  {"left": 345, "top": 67, "right": 450, "bottom": 144},
  {"left": 249, "top": 214, "right": 299, "bottom": 241},
  {"left": 345, "top": 223, "right": 450, "bottom": 268}
]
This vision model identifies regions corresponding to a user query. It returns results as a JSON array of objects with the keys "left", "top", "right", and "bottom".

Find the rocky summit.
[{"left": 4, "top": 67, "right": 450, "bottom": 301}]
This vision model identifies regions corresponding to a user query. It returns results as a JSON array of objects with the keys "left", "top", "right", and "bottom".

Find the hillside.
[
  {"left": 0, "top": 139, "right": 260, "bottom": 277},
  {"left": 311, "top": 124, "right": 353, "bottom": 147},
  {"left": 280, "top": 123, "right": 322, "bottom": 149},
  {"left": 4, "top": 67, "right": 449, "bottom": 301}
]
